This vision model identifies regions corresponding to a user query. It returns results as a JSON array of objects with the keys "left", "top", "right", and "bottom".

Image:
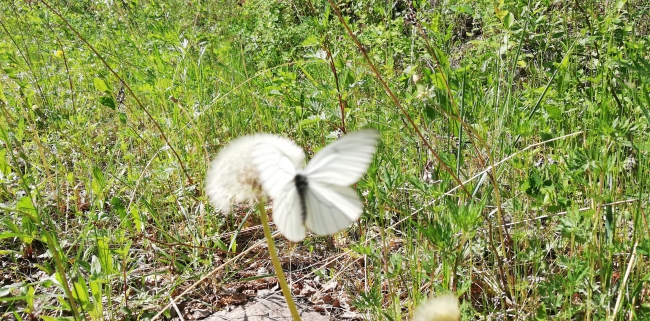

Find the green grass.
[{"left": 1, "top": 0, "right": 649, "bottom": 319}]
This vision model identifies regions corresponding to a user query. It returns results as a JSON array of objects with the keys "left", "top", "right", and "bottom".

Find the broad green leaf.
[
  {"left": 26, "top": 286, "right": 35, "bottom": 310},
  {"left": 494, "top": 6, "right": 509, "bottom": 20},
  {"left": 130, "top": 205, "right": 144, "bottom": 232},
  {"left": 0, "top": 149, "right": 11, "bottom": 176},
  {"left": 298, "top": 116, "right": 322, "bottom": 127},
  {"left": 0, "top": 82, "right": 7, "bottom": 102},
  {"left": 301, "top": 35, "right": 321, "bottom": 47},
  {"left": 96, "top": 237, "right": 114, "bottom": 275},
  {"left": 504, "top": 12, "right": 515, "bottom": 29},
  {"left": 118, "top": 112, "right": 127, "bottom": 124},
  {"left": 99, "top": 96, "right": 116, "bottom": 109},
  {"left": 72, "top": 276, "right": 90, "bottom": 306},
  {"left": 16, "top": 196, "right": 39, "bottom": 223},
  {"left": 91, "top": 166, "right": 106, "bottom": 197},
  {"left": 93, "top": 77, "right": 108, "bottom": 92},
  {"left": 16, "top": 117, "right": 25, "bottom": 141},
  {"left": 0, "top": 232, "right": 34, "bottom": 245},
  {"left": 89, "top": 279, "right": 104, "bottom": 320},
  {"left": 544, "top": 105, "right": 563, "bottom": 120}
]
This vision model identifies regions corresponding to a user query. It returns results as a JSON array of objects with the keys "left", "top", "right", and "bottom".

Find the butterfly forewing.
[
  {"left": 304, "top": 130, "right": 379, "bottom": 186},
  {"left": 252, "top": 143, "right": 298, "bottom": 200}
]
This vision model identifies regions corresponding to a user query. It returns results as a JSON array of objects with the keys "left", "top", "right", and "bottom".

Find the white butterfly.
[{"left": 252, "top": 129, "right": 379, "bottom": 242}]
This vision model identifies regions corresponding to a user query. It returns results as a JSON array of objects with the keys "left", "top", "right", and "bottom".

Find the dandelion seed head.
[
  {"left": 413, "top": 294, "right": 460, "bottom": 321},
  {"left": 205, "top": 134, "right": 304, "bottom": 212}
]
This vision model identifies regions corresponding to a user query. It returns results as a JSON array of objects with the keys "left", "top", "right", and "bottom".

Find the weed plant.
[{"left": 1, "top": 0, "right": 649, "bottom": 320}]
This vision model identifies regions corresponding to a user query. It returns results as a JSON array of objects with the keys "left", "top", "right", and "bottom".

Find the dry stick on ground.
[
  {"left": 170, "top": 298, "right": 186, "bottom": 321},
  {"left": 151, "top": 236, "right": 271, "bottom": 320}
]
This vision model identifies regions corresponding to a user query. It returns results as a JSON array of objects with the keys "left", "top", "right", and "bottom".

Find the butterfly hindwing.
[
  {"left": 273, "top": 182, "right": 306, "bottom": 242},
  {"left": 304, "top": 182, "right": 363, "bottom": 236}
]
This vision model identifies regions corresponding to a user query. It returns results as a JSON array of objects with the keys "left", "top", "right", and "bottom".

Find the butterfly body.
[
  {"left": 253, "top": 130, "right": 379, "bottom": 242},
  {"left": 294, "top": 173, "right": 309, "bottom": 222}
]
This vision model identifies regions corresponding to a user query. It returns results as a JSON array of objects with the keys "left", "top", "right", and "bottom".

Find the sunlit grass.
[{"left": 1, "top": 0, "right": 649, "bottom": 320}]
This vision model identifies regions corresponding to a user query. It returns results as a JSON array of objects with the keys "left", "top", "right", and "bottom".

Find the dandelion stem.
[{"left": 257, "top": 199, "right": 302, "bottom": 321}]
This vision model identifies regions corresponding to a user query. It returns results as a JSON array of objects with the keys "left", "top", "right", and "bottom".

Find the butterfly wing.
[
  {"left": 303, "top": 183, "right": 363, "bottom": 236},
  {"left": 252, "top": 142, "right": 306, "bottom": 241},
  {"left": 252, "top": 143, "right": 299, "bottom": 200},
  {"left": 303, "top": 129, "right": 379, "bottom": 186},
  {"left": 272, "top": 182, "right": 306, "bottom": 242},
  {"left": 302, "top": 129, "right": 379, "bottom": 236}
]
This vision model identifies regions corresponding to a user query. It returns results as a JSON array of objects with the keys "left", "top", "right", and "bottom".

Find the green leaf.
[
  {"left": 536, "top": 302, "right": 548, "bottom": 320},
  {"left": 0, "top": 81, "right": 7, "bottom": 102},
  {"left": 450, "top": 4, "right": 473, "bottom": 15},
  {"left": 72, "top": 276, "right": 91, "bottom": 307},
  {"left": 351, "top": 244, "right": 373, "bottom": 255},
  {"left": 298, "top": 116, "right": 322, "bottom": 127},
  {"left": 16, "top": 196, "right": 39, "bottom": 223},
  {"left": 301, "top": 35, "right": 321, "bottom": 47},
  {"left": 130, "top": 205, "right": 144, "bottom": 232},
  {"left": 118, "top": 112, "right": 127, "bottom": 124},
  {"left": 99, "top": 96, "right": 116, "bottom": 109},
  {"left": 91, "top": 166, "right": 106, "bottom": 195},
  {"left": 425, "top": 105, "right": 437, "bottom": 120},
  {"left": 504, "top": 12, "right": 515, "bottom": 29},
  {"left": 16, "top": 117, "right": 25, "bottom": 141},
  {"left": 96, "top": 237, "right": 114, "bottom": 275},
  {"left": 110, "top": 197, "right": 126, "bottom": 221},
  {"left": 544, "top": 105, "right": 563, "bottom": 120},
  {"left": 54, "top": 272, "right": 65, "bottom": 290},
  {"left": 93, "top": 78, "right": 108, "bottom": 93},
  {"left": 0, "top": 232, "right": 34, "bottom": 244},
  {"left": 0, "top": 149, "right": 12, "bottom": 176},
  {"left": 214, "top": 238, "right": 228, "bottom": 252},
  {"left": 494, "top": 6, "right": 509, "bottom": 20},
  {"left": 89, "top": 278, "right": 104, "bottom": 320},
  {"left": 637, "top": 239, "right": 650, "bottom": 255},
  {"left": 26, "top": 286, "right": 35, "bottom": 311}
]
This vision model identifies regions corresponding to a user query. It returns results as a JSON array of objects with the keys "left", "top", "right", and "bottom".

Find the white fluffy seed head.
[
  {"left": 205, "top": 134, "right": 304, "bottom": 212},
  {"left": 413, "top": 294, "right": 461, "bottom": 321}
]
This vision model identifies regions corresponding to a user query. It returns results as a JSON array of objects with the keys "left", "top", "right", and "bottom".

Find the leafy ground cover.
[{"left": 1, "top": 0, "right": 649, "bottom": 320}]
